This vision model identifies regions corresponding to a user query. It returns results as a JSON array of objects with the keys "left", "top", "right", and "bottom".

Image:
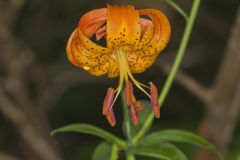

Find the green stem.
[
  {"left": 159, "top": 0, "right": 201, "bottom": 105},
  {"left": 164, "top": 0, "right": 189, "bottom": 21},
  {"left": 121, "top": 91, "right": 132, "bottom": 145},
  {"left": 121, "top": 91, "right": 136, "bottom": 160},
  {"left": 126, "top": 152, "right": 136, "bottom": 160},
  {"left": 110, "top": 145, "right": 119, "bottom": 160},
  {"left": 132, "top": 113, "right": 153, "bottom": 144},
  {"left": 132, "top": 0, "right": 201, "bottom": 144}
]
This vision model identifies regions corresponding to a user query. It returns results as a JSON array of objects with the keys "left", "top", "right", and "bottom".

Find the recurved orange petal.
[
  {"left": 66, "top": 8, "right": 112, "bottom": 76},
  {"left": 67, "top": 29, "right": 110, "bottom": 76},
  {"left": 107, "top": 4, "right": 141, "bottom": 49},
  {"left": 127, "top": 51, "right": 157, "bottom": 73},
  {"left": 66, "top": 29, "right": 82, "bottom": 67},
  {"left": 127, "top": 9, "right": 171, "bottom": 73},
  {"left": 139, "top": 9, "right": 171, "bottom": 54},
  {"left": 96, "top": 25, "right": 107, "bottom": 40},
  {"left": 79, "top": 8, "right": 107, "bottom": 38}
]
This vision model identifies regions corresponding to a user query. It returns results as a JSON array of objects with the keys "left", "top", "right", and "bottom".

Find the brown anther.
[
  {"left": 150, "top": 82, "right": 160, "bottom": 118},
  {"left": 124, "top": 81, "right": 140, "bottom": 125},
  {"left": 106, "top": 108, "right": 116, "bottom": 126},
  {"left": 124, "top": 81, "right": 133, "bottom": 106},
  {"left": 129, "top": 104, "right": 139, "bottom": 125},
  {"left": 102, "top": 88, "right": 115, "bottom": 115}
]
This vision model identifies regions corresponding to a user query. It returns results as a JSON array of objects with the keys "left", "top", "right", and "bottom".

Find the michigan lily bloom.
[{"left": 66, "top": 4, "right": 171, "bottom": 126}]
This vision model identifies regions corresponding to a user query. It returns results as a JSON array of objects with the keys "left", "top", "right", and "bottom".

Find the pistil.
[{"left": 102, "top": 48, "right": 160, "bottom": 126}]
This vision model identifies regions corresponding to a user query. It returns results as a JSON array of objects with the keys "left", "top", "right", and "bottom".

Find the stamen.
[
  {"left": 119, "top": 50, "right": 151, "bottom": 98},
  {"left": 124, "top": 81, "right": 144, "bottom": 124},
  {"left": 129, "top": 104, "right": 139, "bottom": 125},
  {"left": 102, "top": 87, "right": 115, "bottom": 115},
  {"left": 124, "top": 81, "right": 133, "bottom": 106},
  {"left": 106, "top": 108, "right": 116, "bottom": 126},
  {"left": 111, "top": 50, "right": 125, "bottom": 108},
  {"left": 112, "top": 48, "right": 160, "bottom": 126},
  {"left": 150, "top": 82, "right": 160, "bottom": 118},
  {"left": 127, "top": 71, "right": 150, "bottom": 97}
]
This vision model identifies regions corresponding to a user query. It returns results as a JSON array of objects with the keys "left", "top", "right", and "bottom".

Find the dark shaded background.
[{"left": 0, "top": 0, "right": 240, "bottom": 160}]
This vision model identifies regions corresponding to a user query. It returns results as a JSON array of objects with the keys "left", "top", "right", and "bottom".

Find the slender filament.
[{"left": 116, "top": 48, "right": 151, "bottom": 98}]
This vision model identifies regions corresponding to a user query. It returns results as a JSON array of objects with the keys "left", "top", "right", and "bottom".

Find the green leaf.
[
  {"left": 133, "top": 142, "right": 188, "bottom": 160},
  {"left": 51, "top": 123, "right": 126, "bottom": 149},
  {"left": 92, "top": 142, "right": 120, "bottom": 160},
  {"left": 92, "top": 142, "right": 112, "bottom": 160},
  {"left": 141, "top": 130, "right": 223, "bottom": 159}
]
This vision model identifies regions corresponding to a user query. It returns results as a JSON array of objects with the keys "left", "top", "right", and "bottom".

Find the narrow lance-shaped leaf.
[
  {"left": 51, "top": 123, "right": 126, "bottom": 149},
  {"left": 133, "top": 142, "right": 188, "bottom": 160},
  {"left": 140, "top": 129, "right": 223, "bottom": 159},
  {"left": 92, "top": 142, "right": 112, "bottom": 160}
]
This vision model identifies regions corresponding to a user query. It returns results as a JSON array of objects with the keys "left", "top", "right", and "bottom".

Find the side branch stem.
[{"left": 164, "top": 0, "right": 189, "bottom": 21}]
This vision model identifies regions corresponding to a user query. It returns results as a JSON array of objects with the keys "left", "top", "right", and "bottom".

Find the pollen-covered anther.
[
  {"left": 106, "top": 108, "right": 116, "bottom": 126},
  {"left": 124, "top": 81, "right": 145, "bottom": 125},
  {"left": 130, "top": 104, "right": 139, "bottom": 125},
  {"left": 150, "top": 82, "right": 160, "bottom": 118},
  {"left": 102, "top": 87, "right": 115, "bottom": 115},
  {"left": 124, "top": 81, "right": 133, "bottom": 106},
  {"left": 102, "top": 87, "right": 116, "bottom": 126}
]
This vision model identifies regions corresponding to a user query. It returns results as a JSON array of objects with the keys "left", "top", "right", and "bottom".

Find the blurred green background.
[{"left": 0, "top": 0, "right": 240, "bottom": 160}]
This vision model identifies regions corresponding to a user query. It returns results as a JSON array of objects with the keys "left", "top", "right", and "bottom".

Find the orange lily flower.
[{"left": 67, "top": 4, "right": 171, "bottom": 126}]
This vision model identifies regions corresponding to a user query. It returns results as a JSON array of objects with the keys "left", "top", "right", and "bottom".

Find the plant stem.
[
  {"left": 126, "top": 152, "right": 136, "bottom": 160},
  {"left": 110, "top": 145, "right": 119, "bottom": 160},
  {"left": 132, "top": 112, "right": 153, "bottom": 144},
  {"left": 132, "top": 0, "right": 201, "bottom": 143},
  {"left": 159, "top": 0, "right": 201, "bottom": 105},
  {"left": 121, "top": 92, "right": 132, "bottom": 144},
  {"left": 121, "top": 91, "right": 136, "bottom": 160},
  {"left": 164, "top": 0, "right": 189, "bottom": 21}
]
